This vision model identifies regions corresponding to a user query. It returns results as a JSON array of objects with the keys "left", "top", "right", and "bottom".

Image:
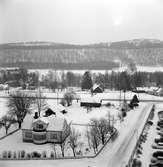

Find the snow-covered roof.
[
  {"left": 46, "top": 103, "right": 65, "bottom": 112},
  {"left": 46, "top": 116, "right": 65, "bottom": 131},
  {"left": 92, "top": 84, "right": 99, "bottom": 90},
  {"left": 92, "top": 84, "right": 103, "bottom": 91},
  {"left": 40, "top": 103, "right": 66, "bottom": 118},
  {"left": 81, "top": 96, "right": 101, "bottom": 103},
  {"left": 22, "top": 114, "right": 66, "bottom": 131}
]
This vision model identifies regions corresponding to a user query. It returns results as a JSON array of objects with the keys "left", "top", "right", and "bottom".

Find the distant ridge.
[{"left": 0, "top": 39, "right": 163, "bottom": 69}]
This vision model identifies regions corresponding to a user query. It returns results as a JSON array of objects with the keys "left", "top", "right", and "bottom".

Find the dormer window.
[
  {"left": 36, "top": 124, "right": 44, "bottom": 130},
  {"left": 33, "top": 121, "right": 47, "bottom": 132}
]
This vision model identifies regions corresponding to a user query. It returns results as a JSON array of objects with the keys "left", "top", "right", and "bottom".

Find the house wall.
[
  {"left": 81, "top": 102, "right": 101, "bottom": 107},
  {"left": 47, "top": 131, "right": 62, "bottom": 143},
  {"left": 22, "top": 129, "right": 33, "bottom": 142},
  {"left": 32, "top": 131, "right": 47, "bottom": 144},
  {"left": 22, "top": 121, "right": 70, "bottom": 144}
]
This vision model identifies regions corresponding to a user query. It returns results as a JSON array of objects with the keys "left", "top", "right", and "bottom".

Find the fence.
[{"left": 0, "top": 128, "right": 118, "bottom": 161}]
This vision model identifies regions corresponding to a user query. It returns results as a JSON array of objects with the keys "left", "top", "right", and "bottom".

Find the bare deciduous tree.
[
  {"left": 63, "top": 92, "right": 74, "bottom": 106},
  {"left": 91, "top": 118, "right": 111, "bottom": 145},
  {"left": 0, "top": 115, "right": 16, "bottom": 134},
  {"left": 69, "top": 128, "right": 80, "bottom": 157},
  {"left": 8, "top": 91, "right": 34, "bottom": 129},
  {"left": 60, "top": 140, "right": 66, "bottom": 157},
  {"left": 89, "top": 125, "right": 100, "bottom": 154},
  {"left": 34, "top": 90, "right": 47, "bottom": 117}
]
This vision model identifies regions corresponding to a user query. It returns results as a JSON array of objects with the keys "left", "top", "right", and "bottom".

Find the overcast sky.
[{"left": 0, "top": 0, "right": 163, "bottom": 44}]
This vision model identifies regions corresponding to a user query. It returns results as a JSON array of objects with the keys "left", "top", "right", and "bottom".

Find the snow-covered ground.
[
  {"left": 0, "top": 103, "right": 153, "bottom": 167},
  {"left": 138, "top": 103, "right": 163, "bottom": 166},
  {"left": 0, "top": 90, "right": 163, "bottom": 167}
]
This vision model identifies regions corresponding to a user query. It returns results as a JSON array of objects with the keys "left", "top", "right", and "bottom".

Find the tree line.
[
  {"left": 1, "top": 68, "right": 163, "bottom": 91},
  {"left": 41, "top": 70, "right": 163, "bottom": 91}
]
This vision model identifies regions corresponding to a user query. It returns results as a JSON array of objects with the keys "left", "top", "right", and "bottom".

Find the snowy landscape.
[
  {"left": 2, "top": 0, "right": 163, "bottom": 166},
  {"left": 0, "top": 87, "right": 162, "bottom": 167}
]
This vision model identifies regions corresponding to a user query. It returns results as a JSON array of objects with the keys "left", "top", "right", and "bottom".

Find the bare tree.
[
  {"left": 89, "top": 125, "right": 100, "bottom": 154},
  {"left": 69, "top": 128, "right": 80, "bottom": 157},
  {"left": 63, "top": 92, "right": 74, "bottom": 106},
  {"left": 60, "top": 141, "right": 66, "bottom": 157},
  {"left": 8, "top": 91, "right": 34, "bottom": 129},
  {"left": 0, "top": 115, "right": 16, "bottom": 134},
  {"left": 34, "top": 90, "right": 47, "bottom": 117},
  {"left": 91, "top": 118, "right": 111, "bottom": 145},
  {"left": 107, "top": 111, "right": 115, "bottom": 133}
]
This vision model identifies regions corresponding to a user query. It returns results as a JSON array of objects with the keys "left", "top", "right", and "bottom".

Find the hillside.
[{"left": 0, "top": 39, "right": 163, "bottom": 69}]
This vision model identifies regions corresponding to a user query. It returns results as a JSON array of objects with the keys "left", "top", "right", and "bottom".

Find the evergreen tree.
[
  {"left": 129, "top": 94, "right": 139, "bottom": 109},
  {"left": 81, "top": 71, "right": 93, "bottom": 90},
  {"left": 119, "top": 72, "right": 131, "bottom": 91}
]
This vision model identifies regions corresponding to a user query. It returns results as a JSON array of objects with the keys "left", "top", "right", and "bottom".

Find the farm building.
[
  {"left": 91, "top": 84, "right": 104, "bottom": 93},
  {"left": 22, "top": 114, "right": 70, "bottom": 144},
  {"left": 80, "top": 97, "right": 102, "bottom": 108}
]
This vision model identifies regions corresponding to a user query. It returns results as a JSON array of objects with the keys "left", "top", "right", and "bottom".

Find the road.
[
  {"left": 0, "top": 104, "right": 153, "bottom": 167},
  {"left": 105, "top": 104, "right": 153, "bottom": 167}
]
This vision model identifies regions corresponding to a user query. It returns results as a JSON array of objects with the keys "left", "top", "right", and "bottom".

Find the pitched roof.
[{"left": 22, "top": 114, "right": 66, "bottom": 131}]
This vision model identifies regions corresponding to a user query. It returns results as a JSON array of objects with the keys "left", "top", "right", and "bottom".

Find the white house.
[{"left": 22, "top": 114, "right": 70, "bottom": 144}]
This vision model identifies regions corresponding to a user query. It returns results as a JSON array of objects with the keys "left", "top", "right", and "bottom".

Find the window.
[
  {"left": 50, "top": 133, "right": 58, "bottom": 140},
  {"left": 33, "top": 134, "right": 46, "bottom": 140},
  {"left": 25, "top": 131, "right": 32, "bottom": 138},
  {"left": 36, "top": 124, "right": 44, "bottom": 129}
]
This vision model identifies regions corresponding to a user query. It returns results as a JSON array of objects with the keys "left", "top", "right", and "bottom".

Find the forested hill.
[{"left": 0, "top": 39, "right": 163, "bottom": 69}]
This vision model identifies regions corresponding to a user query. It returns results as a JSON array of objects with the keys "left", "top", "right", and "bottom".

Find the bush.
[
  {"left": 42, "top": 151, "right": 47, "bottom": 158},
  {"left": 2, "top": 151, "right": 7, "bottom": 159},
  {"left": 105, "top": 102, "right": 111, "bottom": 107},
  {"left": 50, "top": 151, "right": 55, "bottom": 159},
  {"left": 60, "top": 99, "right": 66, "bottom": 106},
  {"left": 20, "top": 150, "right": 26, "bottom": 158},
  {"left": 7, "top": 151, "right": 12, "bottom": 159},
  {"left": 26, "top": 153, "right": 31, "bottom": 159},
  {"left": 122, "top": 111, "right": 127, "bottom": 117},
  {"left": 13, "top": 151, "right": 17, "bottom": 159},
  {"left": 31, "top": 151, "right": 41, "bottom": 158}
]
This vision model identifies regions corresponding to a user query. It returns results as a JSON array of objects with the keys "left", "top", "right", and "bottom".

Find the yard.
[{"left": 0, "top": 89, "right": 158, "bottom": 159}]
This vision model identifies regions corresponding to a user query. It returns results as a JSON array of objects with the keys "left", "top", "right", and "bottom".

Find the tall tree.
[
  {"left": 119, "top": 72, "right": 131, "bottom": 91},
  {"left": 91, "top": 118, "right": 111, "bottom": 145},
  {"left": 81, "top": 71, "right": 93, "bottom": 90},
  {"left": 7, "top": 91, "right": 33, "bottom": 129},
  {"left": 69, "top": 128, "right": 80, "bottom": 157},
  {"left": 66, "top": 72, "right": 75, "bottom": 87},
  {"left": 0, "top": 115, "right": 16, "bottom": 134},
  {"left": 34, "top": 90, "right": 47, "bottom": 117},
  {"left": 89, "top": 125, "right": 100, "bottom": 154}
]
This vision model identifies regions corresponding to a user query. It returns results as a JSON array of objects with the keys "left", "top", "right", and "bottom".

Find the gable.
[{"left": 33, "top": 120, "right": 48, "bottom": 131}]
